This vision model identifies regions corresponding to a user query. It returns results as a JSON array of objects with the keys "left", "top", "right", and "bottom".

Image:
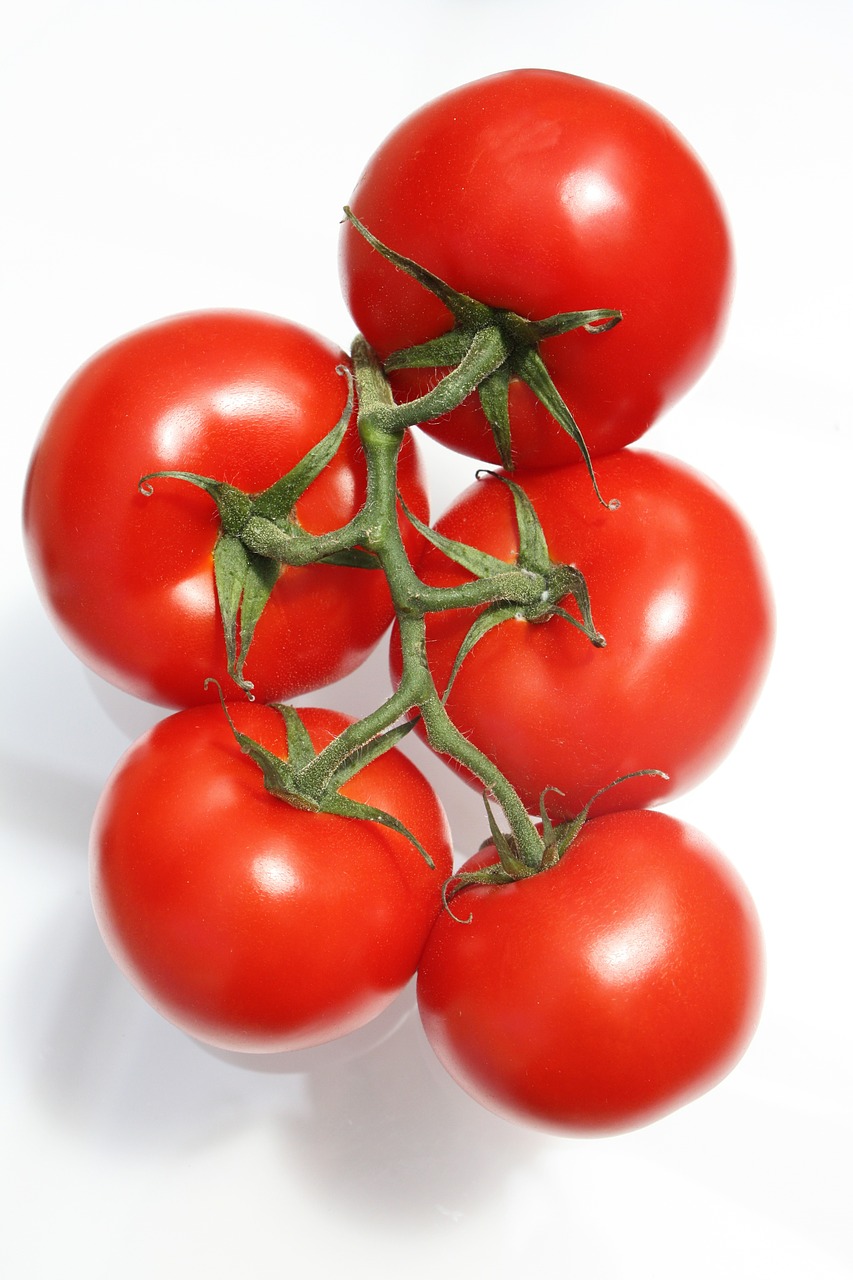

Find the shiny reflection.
[
  {"left": 211, "top": 382, "right": 296, "bottom": 422},
  {"left": 152, "top": 385, "right": 298, "bottom": 466},
  {"left": 153, "top": 404, "right": 204, "bottom": 464},
  {"left": 588, "top": 907, "right": 669, "bottom": 985},
  {"left": 644, "top": 587, "right": 688, "bottom": 644},
  {"left": 559, "top": 166, "right": 621, "bottom": 221},
  {"left": 252, "top": 853, "right": 298, "bottom": 897},
  {"left": 169, "top": 573, "right": 213, "bottom": 618}
]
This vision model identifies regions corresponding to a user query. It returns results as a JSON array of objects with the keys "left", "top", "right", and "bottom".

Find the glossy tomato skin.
[
  {"left": 391, "top": 450, "right": 773, "bottom": 819},
  {"left": 417, "top": 810, "right": 763, "bottom": 1134},
  {"left": 341, "top": 69, "right": 733, "bottom": 469},
  {"left": 90, "top": 703, "right": 453, "bottom": 1052},
  {"left": 24, "top": 311, "right": 428, "bottom": 708}
]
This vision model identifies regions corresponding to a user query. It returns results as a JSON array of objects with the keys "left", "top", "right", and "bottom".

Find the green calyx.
[
  {"left": 443, "top": 771, "right": 669, "bottom": 918},
  {"left": 398, "top": 468, "right": 604, "bottom": 704},
  {"left": 139, "top": 370, "right": 370, "bottom": 696},
  {"left": 345, "top": 206, "right": 621, "bottom": 492},
  {"left": 207, "top": 681, "right": 435, "bottom": 867},
  {"left": 133, "top": 213, "right": 631, "bottom": 886}
]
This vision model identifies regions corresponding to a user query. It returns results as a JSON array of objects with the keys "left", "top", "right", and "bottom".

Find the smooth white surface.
[{"left": 2, "top": 2, "right": 850, "bottom": 1276}]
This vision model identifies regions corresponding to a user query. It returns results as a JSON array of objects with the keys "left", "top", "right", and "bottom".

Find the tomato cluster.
[{"left": 24, "top": 70, "right": 772, "bottom": 1137}]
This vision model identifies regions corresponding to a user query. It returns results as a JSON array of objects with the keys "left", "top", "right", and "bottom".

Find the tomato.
[
  {"left": 341, "top": 69, "right": 732, "bottom": 469},
  {"left": 417, "top": 809, "right": 763, "bottom": 1134},
  {"left": 391, "top": 450, "right": 773, "bottom": 818},
  {"left": 90, "top": 702, "right": 453, "bottom": 1052},
  {"left": 23, "top": 311, "right": 428, "bottom": 708}
]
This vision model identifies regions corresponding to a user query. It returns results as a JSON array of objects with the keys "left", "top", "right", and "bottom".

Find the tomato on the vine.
[
  {"left": 90, "top": 702, "right": 453, "bottom": 1052},
  {"left": 24, "top": 311, "right": 429, "bottom": 708},
  {"left": 417, "top": 809, "right": 763, "bottom": 1134},
  {"left": 391, "top": 449, "right": 773, "bottom": 818},
  {"left": 341, "top": 69, "right": 732, "bottom": 469}
]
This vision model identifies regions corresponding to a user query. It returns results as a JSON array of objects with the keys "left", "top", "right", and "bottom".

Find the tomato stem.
[
  {"left": 345, "top": 207, "right": 620, "bottom": 487},
  {"left": 156, "top": 297, "right": 612, "bottom": 867},
  {"left": 284, "top": 337, "right": 548, "bottom": 866}
]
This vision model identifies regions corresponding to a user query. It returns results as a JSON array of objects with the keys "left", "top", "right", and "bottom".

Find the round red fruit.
[
  {"left": 417, "top": 809, "right": 763, "bottom": 1134},
  {"left": 24, "top": 311, "right": 428, "bottom": 707},
  {"left": 91, "top": 703, "right": 453, "bottom": 1052},
  {"left": 341, "top": 69, "right": 732, "bottom": 468},
  {"left": 392, "top": 449, "right": 773, "bottom": 818}
]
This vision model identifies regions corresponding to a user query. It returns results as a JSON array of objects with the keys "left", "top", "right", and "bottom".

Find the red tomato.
[
  {"left": 417, "top": 809, "right": 763, "bottom": 1134},
  {"left": 24, "top": 311, "right": 428, "bottom": 708},
  {"left": 91, "top": 703, "right": 453, "bottom": 1052},
  {"left": 341, "top": 69, "right": 732, "bottom": 469},
  {"left": 391, "top": 450, "right": 773, "bottom": 818}
]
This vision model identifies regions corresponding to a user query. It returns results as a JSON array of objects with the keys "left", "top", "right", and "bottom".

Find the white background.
[{"left": 2, "top": 2, "right": 851, "bottom": 1276}]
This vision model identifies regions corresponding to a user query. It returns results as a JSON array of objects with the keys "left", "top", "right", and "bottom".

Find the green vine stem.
[
  {"left": 290, "top": 335, "right": 548, "bottom": 868},
  {"left": 139, "top": 282, "right": 614, "bottom": 869}
]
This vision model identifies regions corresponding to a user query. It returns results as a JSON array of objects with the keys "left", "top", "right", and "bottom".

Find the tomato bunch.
[{"left": 24, "top": 70, "right": 772, "bottom": 1137}]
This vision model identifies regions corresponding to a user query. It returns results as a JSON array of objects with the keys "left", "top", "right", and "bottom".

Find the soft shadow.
[
  {"left": 199, "top": 984, "right": 415, "bottom": 1077},
  {"left": 277, "top": 988, "right": 544, "bottom": 1229},
  {"left": 1, "top": 751, "right": 101, "bottom": 855},
  {"left": 3, "top": 596, "right": 161, "bottom": 776},
  {"left": 18, "top": 889, "right": 544, "bottom": 1215},
  {"left": 14, "top": 897, "right": 309, "bottom": 1155},
  {"left": 83, "top": 667, "right": 165, "bottom": 743}
]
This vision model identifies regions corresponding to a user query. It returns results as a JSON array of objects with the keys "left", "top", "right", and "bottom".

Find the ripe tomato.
[
  {"left": 24, "top": 311, "right": 428, "bottom": 708},
  {"left": 91, "top": 703, "right": 453, "bottom": 1052},
  {"left": 341, "top": 69, "right": 732, "bottom": 469},
  {"left": 391, "top": 450, "right": 773, "bottom": 818},
  {"left": 417, "top": 809, "right": 763, "bottom": 1134}
]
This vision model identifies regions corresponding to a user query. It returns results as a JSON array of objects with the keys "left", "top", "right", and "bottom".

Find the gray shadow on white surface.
[
  {"left": 2, "top": 598, "right": 161, "bottom": 779},
  {"left": 1, "top": 751, "right": 100, "bottom": 854},
  {"left": 0, "top": 603, "right": 163, "bottom": 879},
  {"left": 277, "top": 994, "right": 543, "bottom": 1229},
  {"left": 14, "top": 894, "right": 317, "bottom": 1151},
  {"left": 14, "top": 890, "right": 543, "bottom": 1226}
]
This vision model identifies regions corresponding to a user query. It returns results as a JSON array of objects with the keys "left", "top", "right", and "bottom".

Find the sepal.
[
  {"left": 209, "top": 687, "right": 435, "bottom": 866},
  {"left": 345, "top": 207, "right": 621, "bottom": 483},
  {"left": 213, "top": 536, "right": 279, "bottom": 697},
  {"left": 140, "top": 369, "right": 356, "bottom": 695}
]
